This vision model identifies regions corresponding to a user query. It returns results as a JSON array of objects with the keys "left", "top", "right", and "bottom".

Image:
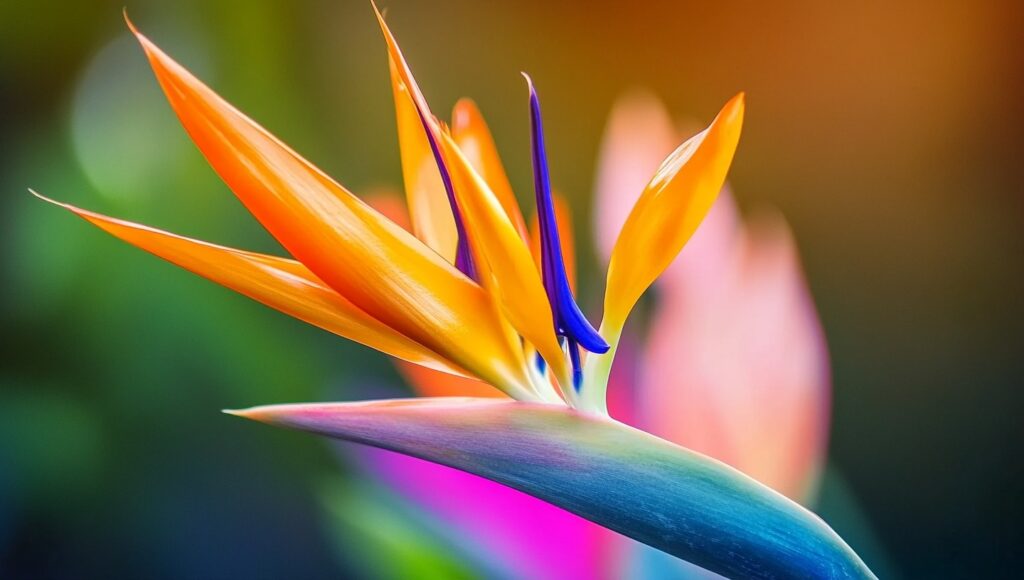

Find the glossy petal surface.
[
  {"left": 377, "top": 7, "right": 570, "bottom": 389},
  {"left": 38, "top": 193, "right": 467, "bottom": 376},
  {"left": 373, "top": 9, "right": 568, "bottom": 389},
  {"left": 438, "top": 131, "right": 572, "bottom": 391},
  {"left": 451, "top": 99, "right": 528, "bottom": 241},
  {"left": 130, "top": 25, "right": 532, "bottom": 397},
  {"left": 389, "top": 60, "right": 458, "bottom": 261},
  {"left": 603, "top": 94, "right": 745, "bottom": 330},
  {"left": 232, "top": 398, "right": 874, "bottom": 580},
  {"left": 594, "top": 91, "right": 678, "bottom": 263}
]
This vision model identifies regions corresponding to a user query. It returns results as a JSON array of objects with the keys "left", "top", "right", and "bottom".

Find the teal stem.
[{"left": 233, "top": 398, "right": 877, "bottom": 580}]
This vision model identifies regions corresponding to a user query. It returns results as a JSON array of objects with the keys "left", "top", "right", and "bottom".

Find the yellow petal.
[
  {"left": 603, "top": 93, "right": 745, "bottom": 331},
  {"left": 390, "top": 59, "right": 458, "bottom": 261},
  {"left": 127, "top": 21, "right": 532, "bottom": 399},
  {"left": 451, "top": 98, "right": 529, "bottom": 241},
  {"left": 529, "top": 192, "right": 577, "bottom": 294},
  {"left": 35, "top": 192, "right": 466, "bottom": 376},
  {"left": 437, "top": 131, "right": 573, "bottom": 392}
]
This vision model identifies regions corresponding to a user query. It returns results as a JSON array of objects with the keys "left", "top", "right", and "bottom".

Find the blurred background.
[{"left": 1, "top": 0, "right": 1021, "bottom": 578}]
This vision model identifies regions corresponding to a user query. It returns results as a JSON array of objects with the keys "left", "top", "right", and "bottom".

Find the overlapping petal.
[
  {"left": 375, "top": 7, "right": 570, "bottom": 391},
  {"left": 451, "top": 99, "right": 528, "bottom": 241},
  {"left": 529, "top": 193, "right": 577, "bottom": 293},
  {"left": 389, "top": 59, "right": 459, "bottom": 262},
  {"left": 128, "top": 21, "right": 534, "bottom": 398},
  {"left": 602, "top": 93, "right": 745, "bottom": 332},
  {"left": 437, "top": 131, "right": 573, "bottom": 392},
  {"left": 34, "top": 192, "right": 467, "bottom": 376},
  {"left": 230, "top": 398, "right": 874, "bottom": 580}
]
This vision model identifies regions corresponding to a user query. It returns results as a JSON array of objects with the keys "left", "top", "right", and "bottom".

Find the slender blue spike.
[
  {"left": 415, "top": 108, "right": 476, "bottom": 279},
  {"left": 524, "top": 74, "right": 609, "bottom": 355},
  {"left": 567, "top": 339, "right": 583, "bottom": 392},
  {"left": 454, "top": 242, "right": 476, "bottom": 280}
]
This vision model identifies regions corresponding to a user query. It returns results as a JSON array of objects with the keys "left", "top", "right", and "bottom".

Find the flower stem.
[{"left": 578, "top": 321, "right": 623, "bottom": 415}]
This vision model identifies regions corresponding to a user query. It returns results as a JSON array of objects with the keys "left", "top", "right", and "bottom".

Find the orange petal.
[
  {"left": 127, "top": 22, "right": 532, "bottom": 399},
  {"left": 451, "top": 98, "right": 529, "bottom": 241},
  {"left": 603, "top": 93, "right": 745, "bottom": 331},
  {"left": 35, "top": 192, "right": 466, "bottom": 377},
  {"left": 389, "top": 59, "right": 458, "bottom": 261},
  {"left": 529, "top": 192, "right": 577, "bottom": 294},
  {"left": 593, "top": 91, "right": 678, "bottom": 263}
]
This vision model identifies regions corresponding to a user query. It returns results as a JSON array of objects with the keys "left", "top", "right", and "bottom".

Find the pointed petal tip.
[
  {"left": 29, "top": 188, "right": 73, "bottom": 212},
  {"left": 123, "top": 10, "right": 163, "bottom": 62},
  {"left": 28, "top": 188, "right": 51, "bottom": 203},
  {"left": 28, "top": 189, "right": 109, "bottom": 224},
  {"left": 450, "top": 98, "right": 478, "bottom": 129},
  {"left": 520, "top": 72, "right": 536, "bottom": 93},
  {"left": 724, "top": 91, "right": 746, "bottom": 121},
  {"left": 29, "top": 190, "right": 112, "bottom": 226},
  {"left": 371, "top": 0, "right": 387, "bottom": 27},
  {"left": 222, "top": 406, "right": 275, "bottom": 423},
  {"left": 123, "top": 9, "right": 151, "bottom": 48},
  {"left": 122, "top": 8, "right": 138, "bottom": 35}
]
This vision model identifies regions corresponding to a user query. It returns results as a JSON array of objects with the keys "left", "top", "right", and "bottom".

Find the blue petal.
[
  {"left": 567, "top": 338, "right": 583, "bottom": 392},
  {"left": 525, "top": 75, "right": 609, "bottom": 354}
]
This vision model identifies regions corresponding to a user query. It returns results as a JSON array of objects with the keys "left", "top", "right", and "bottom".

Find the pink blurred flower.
[{"left": 595, "top": 92, "right": 831, "bottom": 501}]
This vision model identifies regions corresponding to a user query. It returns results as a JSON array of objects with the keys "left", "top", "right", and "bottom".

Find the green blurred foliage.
[{"left": 319, "top": 478, "right": 480, "bottom": 579}]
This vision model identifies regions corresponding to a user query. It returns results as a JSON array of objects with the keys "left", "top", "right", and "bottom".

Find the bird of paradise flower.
[{"left": 33, "top": 5, "right": 873, "bottom": 578}]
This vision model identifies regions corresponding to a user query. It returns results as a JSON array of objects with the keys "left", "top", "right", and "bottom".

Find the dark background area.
[{"left": 2, "top": 0, "right": 1022, "bottom": 577}]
